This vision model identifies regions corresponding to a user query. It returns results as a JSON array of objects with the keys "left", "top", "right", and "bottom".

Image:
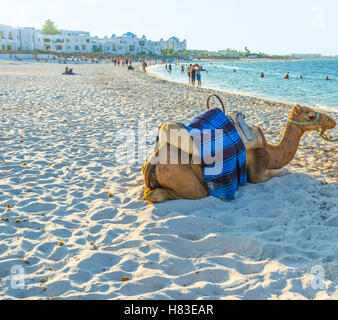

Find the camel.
[{"left": 142, "top": 104, "right": 336, "bottom": 203}]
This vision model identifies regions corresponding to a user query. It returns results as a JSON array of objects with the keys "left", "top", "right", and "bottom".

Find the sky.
[{"left": 1, "top": 0, "right": 337, "bottom": 55}]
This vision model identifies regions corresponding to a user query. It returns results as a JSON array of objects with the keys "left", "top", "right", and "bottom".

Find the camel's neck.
[{"left": 266, "top": 121, "right": 304, "bottom": 169}]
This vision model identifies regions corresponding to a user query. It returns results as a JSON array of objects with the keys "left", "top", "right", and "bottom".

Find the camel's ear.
[{"left": 294, "top": 105, "right": 302, "bottom": 115}]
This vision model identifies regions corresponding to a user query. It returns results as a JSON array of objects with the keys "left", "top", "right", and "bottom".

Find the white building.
[
  {"left": 40, "top": 30, "right": 92, "bottom": 53},
  {"left": 95, "top": 32, "right": 187, "bottom": 55},
  {"left": 0, "top": 24, "right": 187, "bottom": 55},
  {"left": 19, "top": 28, "right": 40, "bottom": 51},
  {"left": 99, "top": 32, "right": 162, "bottom": 55},
  {"left": 0, "top": 25, "right": 19, "bottom": 51},
  {"left": 164, "top": 36, "right": 187, "bottom": 52}
]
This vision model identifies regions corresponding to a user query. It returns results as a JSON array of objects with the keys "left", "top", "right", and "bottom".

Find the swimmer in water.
[
  {"left": 260, "top": 72, "right": 264, "bottom": 78},
  {"left": 326, "top": 76, "right": 331, "bottom": 80},
  {"left": 284, "top": 72, "right": 289, "bottom": 79},
  {"left": 299, "top": 75, "right": 303, "bottom": 79}
]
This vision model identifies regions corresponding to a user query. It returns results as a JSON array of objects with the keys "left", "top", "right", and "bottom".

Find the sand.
[{"left": 0, "top": 60, "right": 337, "bottom": 300}]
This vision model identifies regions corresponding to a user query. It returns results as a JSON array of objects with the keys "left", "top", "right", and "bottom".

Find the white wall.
[{"left": 0, "top": 24, "right": 187, "bottom": 55}]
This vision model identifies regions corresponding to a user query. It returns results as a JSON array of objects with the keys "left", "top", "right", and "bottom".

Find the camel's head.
[{"left": 290, "top": 104, "right": 336, "bottom": 132}]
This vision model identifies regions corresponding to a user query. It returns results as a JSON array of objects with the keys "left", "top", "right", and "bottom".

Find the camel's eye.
[{"left": 309, "top": 114, "right": 316, "bottom": 120}]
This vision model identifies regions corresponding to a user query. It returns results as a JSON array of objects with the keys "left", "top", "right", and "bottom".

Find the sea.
[{"left": 150, "top": 59, "right": 338, "bottom": 112}]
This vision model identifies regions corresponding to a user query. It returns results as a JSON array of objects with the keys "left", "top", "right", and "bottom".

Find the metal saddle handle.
[{"left": 207, "top": 94, "right": 225, "bottom": 114}]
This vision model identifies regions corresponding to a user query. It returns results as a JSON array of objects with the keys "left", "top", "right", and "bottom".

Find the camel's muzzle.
[{"left": 320, "top": 113, "right": 336, "bottom": 131}]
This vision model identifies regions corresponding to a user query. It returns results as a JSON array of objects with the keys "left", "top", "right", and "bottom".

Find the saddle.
[
  {"left": 157, "top": 121, "right": 200, "bottom": 158},
  {"left": 143, "top": 95, "right": 266, "bottom": 191},
  {"left": 158, "top": 95, "right": 265, "bottom": 155},
  {"left": 228, "top": 111, "right": 265, "bottom": 150},
  {"left": 207, "top": 94, "right": 265, "bottom": 151}
]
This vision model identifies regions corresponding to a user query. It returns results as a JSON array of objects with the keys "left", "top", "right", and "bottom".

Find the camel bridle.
[
  {"left": 288, "top": 112, "right": 321, "bottom": 132},
  {"left": 289, "top": 112, "right": 337, "bottom": 142}
]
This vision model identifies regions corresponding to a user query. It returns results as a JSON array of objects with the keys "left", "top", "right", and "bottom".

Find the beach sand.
[{"left": 0, "top": 61, "right": 337, "bottom": 299}]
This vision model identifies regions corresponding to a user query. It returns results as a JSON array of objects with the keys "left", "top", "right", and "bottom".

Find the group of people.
[
  {"left": 186, "top": 64, "right": 206, "bottom": 86},
  {"left": 112, "top": 57, "right": 132, "bottom": 67},
  {"left": 112, "top": 56, "right": 149, "bottom": 72},
  {"left": 259, "top": 71, "right": 331, "bottom": 80},
  {"left": 164, "top": 62, "right": 208, "bottom": 86}
]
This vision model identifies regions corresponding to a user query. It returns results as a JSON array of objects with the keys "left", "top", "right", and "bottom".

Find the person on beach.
[
  {"left": 168, "top": 63, "right": 172, "bottom": 74},
  {"left": 284, "top": 72, "right": 289, "bottom": 79},
  {"left": 260, "top": 72, "right": 264, "bottom": 78},
  {"left": 187, "top": 64, "right": 192, "bottom": 83},
  {"left": 63, "top": 67, "right": 75, "bottom": 75},
  {"left": 196, "top": 65, "right": 202, "bottom": 86},
  {"left": 142, "top": 60, "right": 147, "bottom": 72},
  {"left": 191, "top": 64, "right": 197, "bottom": 86}
]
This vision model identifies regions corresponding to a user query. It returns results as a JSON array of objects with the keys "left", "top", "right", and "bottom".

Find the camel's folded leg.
[{"left": 261, "top": 168, "right": 290, "bottom": 183}]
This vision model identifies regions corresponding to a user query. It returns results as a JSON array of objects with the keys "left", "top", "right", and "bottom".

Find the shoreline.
[{"left": 147, "top": 64, "right": 338, "bottom": 115}]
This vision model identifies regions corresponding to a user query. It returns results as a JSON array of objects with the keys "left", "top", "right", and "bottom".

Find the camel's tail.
[
  {"left": 142, "top": 147, "right": 181, "bottom": 203},
  {"left": 142, "top": 148, "right": 160, "bottom": 190}
]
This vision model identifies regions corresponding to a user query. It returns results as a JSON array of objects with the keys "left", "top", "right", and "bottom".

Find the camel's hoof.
[
  {"left": 279, "top": 168, "right": 290, "bottom": 176},
  {"left": 143, "top": 188, "right": 178, "bottom": 203},
  {"left": 143, "top": 188, "right": 164, "bottom": 203}
]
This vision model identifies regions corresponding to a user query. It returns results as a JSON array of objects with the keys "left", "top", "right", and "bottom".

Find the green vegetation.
[
  {"left": 160, "top": 46, "right": 288, "bottom": 60},
  {"left": 41, "top": 19, "right": 61, "bottom": 35},
  {"left": 161, "top": 49, "right": 175, "bottom": 56}
]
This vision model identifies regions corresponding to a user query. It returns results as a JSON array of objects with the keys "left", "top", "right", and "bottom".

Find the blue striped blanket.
[{"left": 186, "top": 108, "right": 247, "bottom": 200}]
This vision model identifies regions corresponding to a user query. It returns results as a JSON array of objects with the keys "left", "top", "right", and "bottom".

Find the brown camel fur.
[{"left": 142, "top": 105, "right": 336, "bottom": 203}]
